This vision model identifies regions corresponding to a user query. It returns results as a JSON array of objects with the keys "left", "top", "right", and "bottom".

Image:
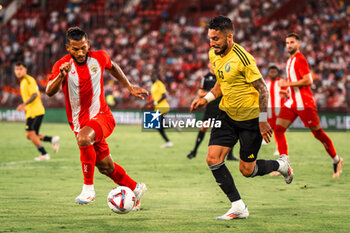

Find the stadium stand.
[{"left": 0, "top": 0, "right": 349, "bottom": 110}]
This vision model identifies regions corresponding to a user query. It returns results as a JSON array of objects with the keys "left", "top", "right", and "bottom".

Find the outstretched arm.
[
  {"left": 190, "top": 82, "right": 222, "bottom": 113},
  {"left": 252, "top": 78, "right": 272, "bottom": 143},
  {"left": 108, "top": 61, "right": 148, "bottom": 100}
]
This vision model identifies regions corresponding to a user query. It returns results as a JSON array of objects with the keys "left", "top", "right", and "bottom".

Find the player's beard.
[
  {"left": 288, "top": 47, "right": 297, "bottom": 55},
  {"left": 71, "top": 53, "right": 88, "bottom": 65},
  {"left": 214, "top": 43, "right": 228, "bottom": 55}
]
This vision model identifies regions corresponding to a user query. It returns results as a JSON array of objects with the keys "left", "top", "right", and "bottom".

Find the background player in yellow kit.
[
  {"left": 149, "top": 72, "right": 173, "bottom": 148},
  {"left": 15, "top": 62, "right": 59, "bottom": 161}
]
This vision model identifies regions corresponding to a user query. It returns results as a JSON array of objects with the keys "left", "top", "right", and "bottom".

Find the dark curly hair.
[
  {"left": 66, "top": 26, "right": 88, "bottom": 44},
  {"left": 208, "top": 16, "right": 234, "bottom": 32}
]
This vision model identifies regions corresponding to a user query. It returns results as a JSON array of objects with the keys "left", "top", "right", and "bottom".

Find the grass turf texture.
[{"left": 0, "top": 122, "right": 349, "bottom": 233}]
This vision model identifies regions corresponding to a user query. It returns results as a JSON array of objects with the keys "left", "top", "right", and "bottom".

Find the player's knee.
[
  {"left": 239, "top": 163, "right": 255, "bottom": 177},
  {"left": 240, "top": 167, "right": 254, "bottom": 177},
  {"left": 206, "top": 153, "right": 220, "bottom": 165},
  {"left": 76, "top": 134, "right": 92, "bottom": 147},
  {"left": 25, "top": 131, "right": 34, "bottom": 140}
]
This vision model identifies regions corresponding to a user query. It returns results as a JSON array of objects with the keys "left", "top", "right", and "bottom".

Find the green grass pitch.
[{"left": 0, "top": 122, "right": 349, "bottom": 233}]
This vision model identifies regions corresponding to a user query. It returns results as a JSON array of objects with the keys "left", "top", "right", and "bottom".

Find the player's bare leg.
[
  {"left": 309, "top": 125, "right": 343, "bottom": 178},
  {"left": 26, "top": 131, "right": 50, "bottom": 161},
  {"left": 226, "top": 149, "right": 238, "bottom": 161}
]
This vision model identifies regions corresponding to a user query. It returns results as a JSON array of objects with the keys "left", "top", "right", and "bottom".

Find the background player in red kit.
[
  {"left": 265, "top": 65, "right": 287, "bottom": 156},
  {"left": 46, "top": 27, "right": 149, "bottom": 206},
  {"left": 275, "top": 33, "right": 343, "bottom": 178}
]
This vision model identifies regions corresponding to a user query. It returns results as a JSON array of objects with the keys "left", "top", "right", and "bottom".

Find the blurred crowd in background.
[{"left": 0, "top": 0, "right": 349, "bottom": 111}]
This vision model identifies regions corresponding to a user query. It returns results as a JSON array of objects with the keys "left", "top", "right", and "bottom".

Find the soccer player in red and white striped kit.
[
  {"left": 46, "top": 27, "right": 149, "bottom": 206},
  {"left": 275, "top": 33, "right": 343, "bottom": 178},
  {"left": 265, "top": 65, "right": 287, "bottom": 156}
]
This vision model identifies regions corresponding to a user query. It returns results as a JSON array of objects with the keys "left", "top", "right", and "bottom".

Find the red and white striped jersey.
[
  {"left": 49, "top": 50, "right": 112, "bottom": 132},
  {"left": 266, "top": 78, "right": 286, "bottom": 119},
  {"left": 284, "top": 52, "right": 315, "bottom": 110}
]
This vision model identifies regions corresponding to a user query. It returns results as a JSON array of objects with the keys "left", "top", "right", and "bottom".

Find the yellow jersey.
[
  {"left": 209, "top": 43, "right": 262, "bottom": 121},
  {"left": 151, "top": 80, "right": 170, "bottom": 114},
  {"left": 20, "top": 75, "right": 45, "bottom": 119}
]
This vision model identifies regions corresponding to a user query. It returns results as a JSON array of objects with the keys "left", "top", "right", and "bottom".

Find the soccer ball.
[{"left": 107, "top": 186, "right": 136, "bottom": 214}]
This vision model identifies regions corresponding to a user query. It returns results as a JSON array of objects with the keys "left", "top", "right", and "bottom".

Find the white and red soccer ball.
[{"left": 107, "top": 186, "right": 136, "bottom": 214}]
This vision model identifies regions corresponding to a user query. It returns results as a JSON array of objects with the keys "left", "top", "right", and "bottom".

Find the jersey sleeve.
[
  {"left": 27, "top": 78, "right": 39, "bottom": 95},
  {"left": 48, "top": 60, "right": 62, "bottom": 81},
  {"left": 296, "top": 55, "right": 310, "bottom": 77},
  {"left": 244, "top": 59, "right": 262, "bottom": 83},
  {"left": 99, "top": 50, "right": 112, "bottom": 69}
]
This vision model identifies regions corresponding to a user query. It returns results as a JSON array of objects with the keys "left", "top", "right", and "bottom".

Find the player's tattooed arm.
[
  {"left": 210, "top": 82, "right": 222, "bottom": 99},
  {"left": 252, "top": 78, "right": 268, "bottom": 113},
  {"left": 252, "top": 77, "right": 272, "bottom": 142},
  {"left": 17, "top": 93, "right": 38, "bottom": 111},
  {"left": 109, "top": 61, "right": 148, "bottom": 99},
  {"left": 25, "top": 93, "right": 38, "bottom": 105}
]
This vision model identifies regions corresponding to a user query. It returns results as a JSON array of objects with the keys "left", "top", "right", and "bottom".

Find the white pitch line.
[
  {"left": 0, "top": 166, "right": 77, "bottom": 170},
  {"left": 0, "top": 158, "right": 68, "bottom": 166},
  {"left": 0, "top": 162, "right": 204, "bottom": 170}
]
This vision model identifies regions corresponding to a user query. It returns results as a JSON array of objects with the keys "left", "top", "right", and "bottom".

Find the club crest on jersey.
[
  {"left": 225, "top": 62, "right": 230, "bottom": 72},
  {"left": 90, "top": 65, "right": 98, "bottom": 74}
]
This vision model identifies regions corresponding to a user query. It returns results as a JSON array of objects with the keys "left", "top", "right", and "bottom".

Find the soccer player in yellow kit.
[
  {"left": 15, "top": 62, "right": 59, "bottom": 161},
  {"left": 149, "top": 73, "right": 173, "bottom": 148},
  {"left": 191, "top": 16, "right": 293, "bottom": 220}
]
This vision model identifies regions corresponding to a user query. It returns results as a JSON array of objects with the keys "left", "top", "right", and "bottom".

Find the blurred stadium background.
[
  {"left": 0, "top": 1, "right": 349, "bottom": 232},
  {"left": 0, "top": 0, "right": 349, "bottom": 121}
]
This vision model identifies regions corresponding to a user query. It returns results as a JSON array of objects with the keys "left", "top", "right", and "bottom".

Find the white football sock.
[
  {"left": 231, "top": 199, "right": 245, "bottom": 210},
  {"left": 83, "top": 184, "right": 94, "bottom": 192},
  {"left": 332, "top": 155, "right": 339, "bottom": 164}
]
